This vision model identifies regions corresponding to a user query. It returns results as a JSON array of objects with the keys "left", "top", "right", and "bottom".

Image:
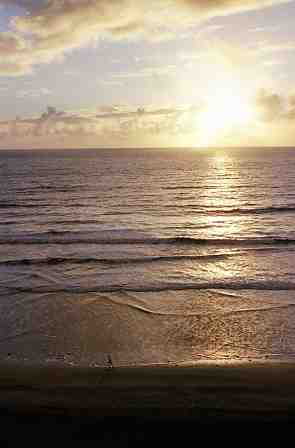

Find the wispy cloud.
[
  {"left": 249, "top": 25, "right": 280, "bottom": 33},
  {"left": 112, "top": 64, "right": 177, "bottom": 80},
  {"left": 15, "top": 87, "right": 51, "bottom": 98},
  {"left": 258, "top": 41, "right": 295, "bottom": 52},
  {"left": 98, "top": 79, "right": 124, "bottom": 87},
  {"left": 256, "top": 88, "right": 284, "bottom": 121},
  {"left": 0, "top": 0, "right": 291, "bottom": 75}
]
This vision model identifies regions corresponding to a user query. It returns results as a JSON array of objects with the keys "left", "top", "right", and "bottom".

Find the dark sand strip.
[{"left": 1, "top": 362, "right": 295, "bottom": 422}]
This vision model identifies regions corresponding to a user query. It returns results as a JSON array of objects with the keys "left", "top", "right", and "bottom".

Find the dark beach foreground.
[
  {"left": 1, "top": 362, "right": 295, "bottom": 442},
  {"left": 1, "top": 362, "right": 295, "bottom": 421}
]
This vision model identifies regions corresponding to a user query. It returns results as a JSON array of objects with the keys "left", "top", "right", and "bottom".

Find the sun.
[{"left": 198, "top": 81, "right": 256, "bottom": 146}]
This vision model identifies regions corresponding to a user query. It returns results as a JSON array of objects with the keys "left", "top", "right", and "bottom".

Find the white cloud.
[
  {"left": 16, "top": 87, "right": 51, "bottom": 98},
  {"left": 2, "top": 86, "right": 295, "bottom": 145},
  {"left": 0, "top": 0, "right": 290, "bottom": 75}
]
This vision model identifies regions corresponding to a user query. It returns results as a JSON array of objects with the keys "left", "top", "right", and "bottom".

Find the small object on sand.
[{"left": 107, "top": 354, "right": 114, "bottom": 369}]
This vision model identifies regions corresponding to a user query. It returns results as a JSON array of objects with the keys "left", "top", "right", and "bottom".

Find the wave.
[
  {"left": 0, "top": 202, "right": 95, "bottom": 209},
  {"left": 3, "top": 280, "right": 295, "bottom": 294},
  {"left": 99, "top": 295, "right": 295, "bottom": 317},
  {"left": 163, "top": 184, "right": 268, "bottom": 190},
  {"left": 2, "top": 201, "right": 295, "bottom": 216},
  {"left": 2, "top": 219, "right": 105, "bottom": 226},
  {"left": 0, "top": 221, "right": 20, "bottom": 226},
  {"left": 164, "top": 205, "right": 295, "bottom": 215},
  {"left": 210, "top": 205, "right": 295, "bottom": 215},
  {"left": 0, "top": 202, "right": 55, "bottom": 209},
  {"left": 0, "top": 253, "right": 229, "bottom": 267},
  {"left": 1, "top": 230, "right": 295, "bottom": 246}
]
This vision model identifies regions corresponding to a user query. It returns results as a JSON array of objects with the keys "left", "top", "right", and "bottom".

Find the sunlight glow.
[{"left": 198, "top": 81, "right": 256, "bottom": 146}]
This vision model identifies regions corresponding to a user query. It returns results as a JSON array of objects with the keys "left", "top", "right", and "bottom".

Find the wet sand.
[{"left": 1, "top": 361, "right": 295, "bottom": 422}]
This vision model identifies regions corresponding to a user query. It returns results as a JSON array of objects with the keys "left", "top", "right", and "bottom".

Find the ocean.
[{"left": 1, "top": 147, "right": 295, "bottom": 367}]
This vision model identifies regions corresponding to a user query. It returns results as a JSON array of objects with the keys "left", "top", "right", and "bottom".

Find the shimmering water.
[{"left": 1, "top": 148, "right": 295, "bottom": 366}]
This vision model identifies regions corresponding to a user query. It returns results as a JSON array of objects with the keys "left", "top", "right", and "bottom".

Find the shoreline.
[{"left": 1, "top": 361, "right": 295, "bottom": 422}]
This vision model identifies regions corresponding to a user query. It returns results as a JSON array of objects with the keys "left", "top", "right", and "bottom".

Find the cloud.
[
  {"left": 16, "top": 87, "right": 51, "bottom": 98},
  {"left": 112, "top": 64, "right": 177, "bottom": 80},
  {"left": 3, "top": 87, "right": 295, "bottom": 147},
  {"left": 0, "top": 104, "right": 189, "bottom": 143},
  {"left": 250, "top": 25, "right": 280, "bottom": 33},
  {"left": 256, "top": 40, "right": 295, "bottom": 54},
  {"left": 2, "top": 86, "right": 295, "bottom": 144},
  {"left": 0, "top": 0, "right": 290, "bottom": 75},
  {"left": 256, "top": 89, "right": 284, "bottom": 121}
]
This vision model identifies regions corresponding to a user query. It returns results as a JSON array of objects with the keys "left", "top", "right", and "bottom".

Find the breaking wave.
[
  {"left": 3, "top": 280, "right": 295, "bottom": 294},
  {"left": 1, "top": 230, "right": 295, "bottom": 246},
  {"left": 0, "top": 253, "right": 229, "bottom": 267}
]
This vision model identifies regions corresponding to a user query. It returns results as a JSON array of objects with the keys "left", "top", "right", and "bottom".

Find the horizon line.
[{"left": 0, "top": 146, "right": 294, "bottom": 152}]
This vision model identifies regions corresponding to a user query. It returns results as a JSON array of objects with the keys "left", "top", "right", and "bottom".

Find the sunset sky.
[{"left": 1, "top": 0, "right": 295, "bottom": 148}]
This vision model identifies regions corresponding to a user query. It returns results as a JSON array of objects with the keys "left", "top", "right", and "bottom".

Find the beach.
[
  {"left": 1, "top": 362, "right": 295, "bottom": 422},
  {"left": 2, "top": 149, "right": 295, "bottom": 433},
  {"left": 2, "top": 149, "right": 295, "bottom": 367},
  {"left": 2, "top": 0, "right": 295, "bottom": 437}
]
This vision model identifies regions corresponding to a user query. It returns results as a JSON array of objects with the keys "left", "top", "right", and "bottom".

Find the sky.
[{"left": 0, "top": 0, "right": 295, "bottom": 148}]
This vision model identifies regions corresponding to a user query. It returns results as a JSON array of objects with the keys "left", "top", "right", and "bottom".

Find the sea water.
[{"left": 1, "top": 148, "right": 295, "bottom": 366}]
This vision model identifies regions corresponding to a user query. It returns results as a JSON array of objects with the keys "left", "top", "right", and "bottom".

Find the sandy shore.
[{"left": 1, "top": 361, "right": 295, "bottom": 422}]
